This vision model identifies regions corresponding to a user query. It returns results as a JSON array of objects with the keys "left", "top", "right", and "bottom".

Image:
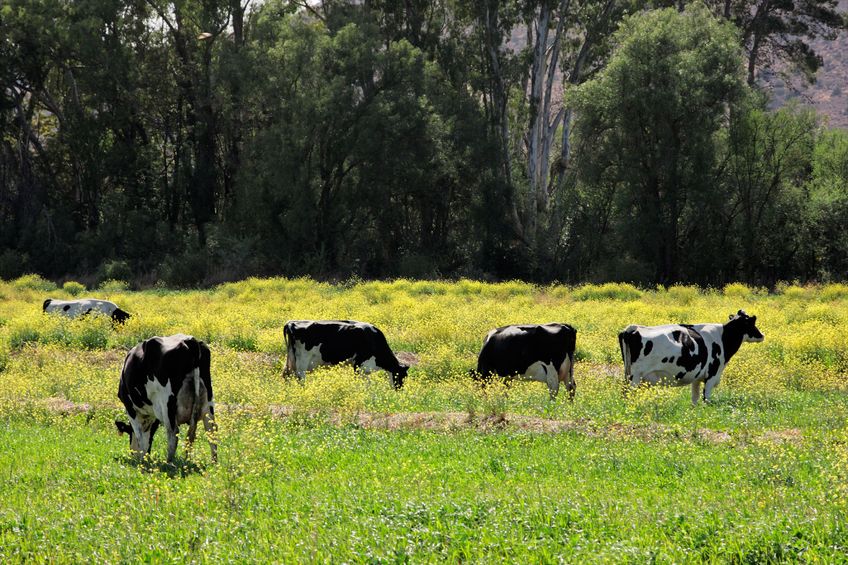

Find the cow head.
[
  {"left": 115, "top": 420, "right": 160, "bottom": 453},
  {"left": 115, "top": 420, "right": 140, "bottom": 451},
  {"left": 111, "top": 308, "right": 131, "bottom": 324},
  {"left": 43, "top": 299, "right": 53, "bottom": 312},
  {"left": 729, "top": 310, "right": 764, "bottom": 342},
  {"left": 391, "top": 364, "right": 409, "bottom": 390}
]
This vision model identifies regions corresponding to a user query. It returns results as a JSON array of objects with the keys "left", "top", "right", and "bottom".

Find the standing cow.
[
  {"left": 44, "top": 298, "right": 131, "bottom": 324},
  {"left": 618, "top": 310, "right": 764, "bottom": 404},
  {"left": 475, "top": 323, "right": 577, "bottom": 400},
  {"left": 115, "top": 334, "right": 217, "bottom": 463},
  {"left": 283, "top": 320, "right": 408, "bottom": 389}
]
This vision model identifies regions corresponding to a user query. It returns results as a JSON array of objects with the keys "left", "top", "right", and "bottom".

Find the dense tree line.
[{"left": 1, "top": 0, "right": 846, "bottom": 286}]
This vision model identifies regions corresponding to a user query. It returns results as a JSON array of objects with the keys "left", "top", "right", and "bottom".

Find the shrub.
[
  {"left": 13, "top": 274, "right": 56, "bottom": 292},
  {"left": 62, "top": 281, "right": 86, "bottom": 296},
  {"left": 0, "top": 250, "right": 28, "bottom": 280},
  {"left": 9, "top": 323, "right": 41, "bottom": 350},
  {"left": 158, "top": 252, "right": 208, "bottom": 288},
  {"left": 666, "top": 285, "right": 699, "bottom": 305},
  {"left": 75, "top": 320, "right": 110, "bottom": 350},
  {"left": 821, "top": 284, "right": 848, "bottom": 301},
  {"left": 775, "top": 282, "right": 810, "bottom": 300},
  {"left": 99, "top": 260, "right": 133, "bottom": 283},
  {"left": 99, "top": 279, "right": 129, "bottom": 292},
  {"left": 723, "top": 282, "right": 764, "bottom": 299},
  {"left": 573, "top": 283, "right": 642, "bottom": 301}
]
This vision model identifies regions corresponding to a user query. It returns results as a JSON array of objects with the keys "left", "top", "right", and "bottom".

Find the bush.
[
  {"left": 62, "top": 281, "right": 86, "bottom": 296},
  {"left": 9, "top": 323, "right": 41, "bottom": 350},
  {"left": 775, "top": 282, "right": 809, "bottom": 300},
  {"left": 0, "top": 250, "right": 28, "bottom": 280},
  {"left": 723, "top": 282, "right": 764, "bottom": 299},
  {"left": 158, "top": 252, "right": 209, "bottom": 288},
  {"left": 573, "top": 283, "right": 642, "bottom": 301},
  {"left": 98, "top": 260, "right": 133, "bottom": 284},
  {"left": 75, "top": 319, "right": 110, "bottom": 350},
  {"left": 13, "top": 274, "right": 57, "bottom": 292},
  {"left": 98, "top": 279, "right": 129, "bottom": 292},
  {"left": 666, "top": 285, "right": 700, "bottom": 305},
  {"left": 821, "top": 284, "right": 848, "bottom": 301}
]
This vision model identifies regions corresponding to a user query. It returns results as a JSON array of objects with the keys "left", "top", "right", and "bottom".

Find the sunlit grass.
[{"left": 1, "top": 276, "right": 847, "bottom": 560}]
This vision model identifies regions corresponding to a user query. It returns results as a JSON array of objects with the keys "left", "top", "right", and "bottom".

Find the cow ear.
[
  {"left": 115, "top": 421, "right": 132, "bottom": 435},
  {"left": 729, "top": 314, "right": 734, "bottom": 320},
  {"left": 751, "top": 315, "right": 757, "bottom": 323}
]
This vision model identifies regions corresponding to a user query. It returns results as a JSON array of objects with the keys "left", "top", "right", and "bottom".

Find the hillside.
[{"left": 767, "top": 0, "right": 848, "bottom": 128}]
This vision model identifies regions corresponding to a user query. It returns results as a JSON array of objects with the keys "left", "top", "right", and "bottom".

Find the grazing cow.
[
  {"left": 475, "top": 323, "right": 577, "bottom": 400},
  {"left": 115, "top": 334, "right": 217, "bottom": 463},
  {"left": 43, "top": 298, "right": 131, "bottom": 324},
  {"left": 283, "top": 320, "right": 408, "bottom": 389},
  {"left": 618, "top": 310, "right": 764, "bottom": 404}
]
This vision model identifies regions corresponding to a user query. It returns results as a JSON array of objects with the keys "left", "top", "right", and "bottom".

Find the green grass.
[
  {"left": 2, "top": 417, "right": 846, "bottom": 563},
  {"left": 1, "top": 277, "right": 848, "bottom": 561}
]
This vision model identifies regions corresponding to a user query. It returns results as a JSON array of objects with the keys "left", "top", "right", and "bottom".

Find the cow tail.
[
  {"left": 618, "top": 330, "right": 631, "bottom": 379},
  {"left": 283, "top": 323, "right": 295, "bottom": 376}
]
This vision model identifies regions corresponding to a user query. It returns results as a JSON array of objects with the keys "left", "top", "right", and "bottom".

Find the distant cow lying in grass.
[
  {"left": 618, "top": 310, "right": 764, "bottom": 404},
  {"left": 43, "top": 298, "right": 131, "bottom": 324},
  {"left": 474, "top": 323, "right": 577, "bottom": 400},
  {"left": 115, "top": 334, "right": 217, "bottom": 463},
  {"left": 283, "top": 320, "right": 409, "bottom": 389}
]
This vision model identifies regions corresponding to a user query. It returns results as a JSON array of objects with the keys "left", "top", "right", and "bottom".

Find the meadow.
[{"left": 1, "top": 275, "right": 847, "bottom": 562}]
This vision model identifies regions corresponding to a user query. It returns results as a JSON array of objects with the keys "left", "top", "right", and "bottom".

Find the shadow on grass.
[{"left": 115, "top": 452, "right": 211, "bottom": 477}]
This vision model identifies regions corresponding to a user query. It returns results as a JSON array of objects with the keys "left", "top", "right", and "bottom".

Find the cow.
[
  {"left": 618, "top": 310, "right": 764, "bottom": 404},
  {"left": 283, "top": 320, "right": 408, "bottom": 389},
  {"left": 474, "top": 323, "right": 577, "bottom": 400},
  {"left": 115, "top": 334, "right": 217, "bottom": 463},
  {"left": 43, "top": 298, "right": 131, "bottom": 324}
]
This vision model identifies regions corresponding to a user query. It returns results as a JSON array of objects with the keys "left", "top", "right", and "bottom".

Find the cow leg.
[
  {"left": 690, "top": 381, "right": 702, "bottom": 406},
  {"left": 203, "top": 407, "right": 218, "bottom": 463},
  {"left": 185, "top": 418, "right": 198, "bottom": 457},
  {"left": 546, "top": 372, "right": 560, "bottom": 400},
  {"left": 703, "top": 373, "right": 721, "bottom": 403},
  {"left": 165, "top": 395, "right": 179, "bottom": 463},
  {"left": 558, "top": 354, "right": 575, "bottom": 402}
]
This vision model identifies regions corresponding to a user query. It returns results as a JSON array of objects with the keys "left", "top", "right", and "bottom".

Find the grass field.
[{"left": 1, "top": 276, "right": 847, "bottom": 562}]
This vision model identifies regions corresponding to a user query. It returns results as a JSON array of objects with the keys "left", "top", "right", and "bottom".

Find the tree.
[
  {"left": 803, "top": 129, "right": 848, "bottom": 279},
  {"left": 704, "top": 0, "right": 846, "bottom": 85},
  {"left": 572, "top": 4, "right": 748, "bottom": 283},
  {"left": 719, "top": 102, "right": 816, "bottom": 282}
]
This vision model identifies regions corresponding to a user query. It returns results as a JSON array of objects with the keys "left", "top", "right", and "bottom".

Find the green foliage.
[
  {"left": 1, "top": 0, "right": 846, "bottom": 287},
  {"left": 98, "top": 261, "right": 133, "bottom": 284},
  {"left": 572, "top": 283, "right": 642, "bottom": 301},
  {"left": 572, "top": 5, "right": 748, "bottom": 284},
  {"left": 12, "top": 274, "right": 56, "bottom": 292},
  {"left": 62, "top": 281, "right": 86, "bottom": 296},
  {"left": 98, "top": 279, "right": 129, "bottom": 292}
]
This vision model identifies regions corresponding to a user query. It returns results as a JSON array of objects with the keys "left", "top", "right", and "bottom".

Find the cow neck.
[{"left": 721, "top": 318, "right": 745, "bottom": 363}]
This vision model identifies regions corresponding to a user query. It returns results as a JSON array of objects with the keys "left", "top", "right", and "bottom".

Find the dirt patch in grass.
[
  {"left": 29, "top": 397, "right": 803, "bottom": 446},
  {"left": 395, "top": 351, "right": 421, "bottom": 367}
]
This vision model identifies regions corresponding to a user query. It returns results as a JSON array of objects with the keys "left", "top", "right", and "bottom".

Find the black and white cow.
[
  {"left": 618, "top": 310, "right": 764, "bottom": 404},
  {"left": 283, "top": 320, "right": 408, "bottom": 389},
  {"left": 475, "top": 323, "right": 577, "bottom": 400},
  {"left": 43, "top": 298, "right": 131, "bottom": 324},
  {"left": 115, "top": 334, "right": 217, "bottom": 463}
]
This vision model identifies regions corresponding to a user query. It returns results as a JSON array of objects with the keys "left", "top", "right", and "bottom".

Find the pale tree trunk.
[
  {"left": 481, "top": 1, "right": 523, "bottom": 237},
  {"left": 525, "top": 0, "right": 567, "bottom": 245},
  {"left": 554, "top": 0, "right": 615, "bottom": 194}
]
